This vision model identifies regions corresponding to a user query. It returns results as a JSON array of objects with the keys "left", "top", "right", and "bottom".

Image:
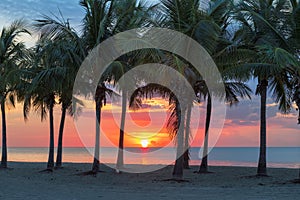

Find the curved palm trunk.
[
  {"left": 92, "top": 101, "right": 101, "bottom": 173},
  {"left": 116, "top": 91, "right": 127, "bottom": 170},
  {"left": 1, "top": 101, "right": 7, "bottom": 168},
  {"left": 199, "top": 94, "right": 212, "bottom": 173},
  {"left": 172, "top": 102, "right": 185, "bottom": 180},
  {"left": 47, "top": 98, "right": 55, "bottom": 171},
  {"left": 257, "top": 79, "right": 268, "bottom": 176},
  {"left": 55, "top": 104, "right": 67, "bottom": 168},
  {"left": 183, "top": 104, "right": 192, "bottom": 169}
]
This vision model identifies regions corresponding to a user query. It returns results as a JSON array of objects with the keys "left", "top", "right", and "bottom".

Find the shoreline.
[
  {"left": 1, "top": 162, "right": 299, "bottom": 199},
  {"left": 4, "top": 160, "right": 299, "bottom": 169}
]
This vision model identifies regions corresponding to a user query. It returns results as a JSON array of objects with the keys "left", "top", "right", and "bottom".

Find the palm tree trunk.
[
  {"left": 92, "top": 101, "right": 101, "bottom": 173},
  {"left": 199, "top": 94, "right": 212, "bottom": 173},
  {"left": 1, "top": 101, "right": 7, "bottom": 168},
  {"left": 183, "top": 104, "right": 192, "bottom": 169},
  {"left": 55, "top": 104, "right": 67, "bottom": 168},
  {"left": 172, "top": 102, "right": 185, "bottom": 180},
  {"left": 116, "top": 91, "right": 127, "bottom": 170},
  {"left": 257, "top": 79, "right": 268, "bottom": 176},
  {"left": 47, "top": 98, "right": 55, "bottom": 171}
]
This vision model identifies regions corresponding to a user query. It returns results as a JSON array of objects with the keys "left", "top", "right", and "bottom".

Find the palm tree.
[
  {"left": 196, "top": 0, "right": 260, "bottom": 174},
  {"left": 159, "top": 0, "right": 253, "bottom": 174},
  {"left": 198, "top": 93, "right": 212, "bottom": 173},
  {"left": 158, "top": 0, "right": 211, "bottom": 178},
  {"left": 34, "top": 13, "right": 86, "bottom": 169},
  {"left": 0, "top": 20, "right": 30, "bottom": 168},
  {"left": 165, "top": 61, "right": 195, "bottom": 180},
  {"left": 290, "top": 0, "right": 300, "bottom": 182},
  {"left": 80, "top": 0, "right": 115, "bottom": 50},
  {"left": 23, "top": 33, "right": 82, "bottom": 171},
  {"left": 80, "top": 0, "right": 157, "bottom": 173},
  {"left": 197, "top": 0, "right": 232, "bottom": 173},
  {"left": 196, "top": 80, "right": 252, "bottom": 173},
  {"left": 80, "top": 0, "right": 115, "bottom": 174},
  {"left": 107, "top": 0, "right": 158, "bottom": 171},
  {"left": 80, "top": 0, "right": 113, "bottom": 172},
  {"left": 234, "top": 0, "right": 296, "bottom": 176}
]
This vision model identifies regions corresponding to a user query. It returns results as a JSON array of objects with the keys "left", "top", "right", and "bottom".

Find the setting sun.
[{"left": 140, "top": 140, "right": 149, "bottom": 148}]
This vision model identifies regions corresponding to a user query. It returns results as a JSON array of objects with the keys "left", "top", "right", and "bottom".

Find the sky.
[{"left": 0, "top": 0, "right": 299, "bottom": 148}]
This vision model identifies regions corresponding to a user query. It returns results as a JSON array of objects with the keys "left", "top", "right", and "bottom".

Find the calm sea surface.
[{"left": 2, "top": 147, "right": 299, "bottom": 169}]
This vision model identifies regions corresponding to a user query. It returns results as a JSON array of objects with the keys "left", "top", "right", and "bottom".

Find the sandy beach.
[{"left": 0, "top": 162, "right": 298, "bottom": 200}]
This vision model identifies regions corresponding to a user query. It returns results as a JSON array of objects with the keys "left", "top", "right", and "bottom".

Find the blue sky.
[{"left": 0, "top": 0, "right": 84, "bottom": 27}]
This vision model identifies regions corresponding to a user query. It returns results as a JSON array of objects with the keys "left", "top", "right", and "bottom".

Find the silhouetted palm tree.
[
  {"left": 160, "top": 0, "right": 252, "bottom": 175},
  {"left": 109, "top": 0, "right": 158, "bottom": 171},
  {"left": 25, "top": 35, "right": 85, "bottom": 171},
  {"left": 80, "top": 0, "right": 158, "bottom": 173},
  {"left": 290, "top": 0, "right": 300, "bottom": 181},
  {"left": 0, "top": 20, "right": 30, "bottom": 168},
  {"left": 235, "top": 0, "right": 296, "bottom": 176},
  {"left": 159, "top": 0, "right": 212, "bottom": 178},
  {"left": 80, "top": 0, "right": 115, "bottom": 174},
  {"left": 196, "top": 80, "right": 252, "bottom": 173},
  {"left": 34, "top": 13, "right": 86, "bottom": 169}
]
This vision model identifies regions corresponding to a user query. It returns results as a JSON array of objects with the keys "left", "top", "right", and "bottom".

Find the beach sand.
[{"left": 0, "top": 162, "right": 299, "bottom": 200}]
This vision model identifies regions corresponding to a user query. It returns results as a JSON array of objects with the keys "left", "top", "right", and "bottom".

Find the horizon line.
[{"left": 4, "top": 146, "right": 300, "bottom": 148}]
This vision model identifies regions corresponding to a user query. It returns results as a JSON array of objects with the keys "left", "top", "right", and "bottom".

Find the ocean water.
[{"left": 2, "top": 147, "right": 299, "bottom": 169}]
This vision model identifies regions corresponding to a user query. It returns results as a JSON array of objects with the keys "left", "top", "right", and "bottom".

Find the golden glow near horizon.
[{"left": 2, "top": 97, "right": 300, "bottom": 148}]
